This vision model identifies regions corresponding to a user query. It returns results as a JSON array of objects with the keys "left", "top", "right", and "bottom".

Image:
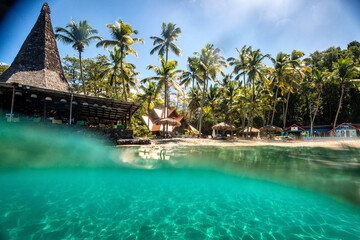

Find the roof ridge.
[{"left": 0, "top": 2, "right": 70, "bottom": 92}]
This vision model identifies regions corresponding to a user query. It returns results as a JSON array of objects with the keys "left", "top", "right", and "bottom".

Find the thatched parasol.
[
  {"left": 240, "top": 127, "right": 260, "bottom": 133},
  {"left": 260, "top": 125, "right": 283, "bottom": 132},
  {"left": 212, "top": 122, "right": 235, "bottom": 131},
  {"left": 154, "top": 118, "right": 181, "bottom": 127}
]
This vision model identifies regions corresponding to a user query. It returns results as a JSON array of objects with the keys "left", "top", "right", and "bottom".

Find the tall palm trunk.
[
  {"left": 120, "top": 47, "right": 127, "bottom": 102},
  {"left": 79, "top": 51, "right": 86, "bottom": 95},
  {"left": 246, "top": 79, "right": 255, "bottom": 136},
  {"left": 147, "top": 99, "right": 151, "bottom": 138},
  {"left": 230, "top": 97, "right": 233, "bottom": 136},
  {"left": 242, "top": 73, "right": 247, "bottom": 138},
  {"left": 271, "top": 81, "right": 280, "bottom": 125},
  {"left": 333, "top": 82, "right": 344, "bottom": 134},
  {"left": 283, "top": 81, "right": 293, "bottom": 129},
  {"left": 267, "top": 99, "right": 272, "bottom": 125},
  {"left": 189, "top": 108, "right": 192, "bottom": 125},
  {"left": 310, "top": 89, "right": 321, "bottom": 137},
  {"left": 198, "top": 76, "right": 208, "bottom": 138},
  {"left": 164, "top": 48, "right": 169, "bottom": 135},
  {"left": 113, "top": 70, "right": 119, "bottom": 99},
  {"left": 211, "top": 107, "right": 218, "bottom": 136}
]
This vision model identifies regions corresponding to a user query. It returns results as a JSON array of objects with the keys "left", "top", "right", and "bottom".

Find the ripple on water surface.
[{"left": 0, "top": 168, "right": 360, "bottom": 240}]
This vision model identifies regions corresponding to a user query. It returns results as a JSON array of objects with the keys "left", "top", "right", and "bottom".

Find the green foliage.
[
  {"left": 55, "top": 19, "right": 102, "bottom": 94},
  {"left": 131, "top": 112, "right": 149, "bottom": 137},
  {"left": 97, "top": 18, "right": 144, "bottom": 101},
  {"left": 150, "top": 22, "right": 182, "bottom": 59},
  {"left": 58, "top": 22, "right": 359, "bottom": 136},
  {"left": 0, "top": 64, "right": 9, "bottom": 75}
]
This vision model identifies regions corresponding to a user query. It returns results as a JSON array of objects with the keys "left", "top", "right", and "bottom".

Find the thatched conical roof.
[
  {"left": 212, "top": 122, "right": 235, "bottom": 131},
  {"left": 0, "top": 2, "right": 70, "bottom": 92},
  {"left": 154, "top": 118, "right": 181, "bottom": 127},
  {"left": 240, "top": 127, "right": 260, "bottom": 133}
]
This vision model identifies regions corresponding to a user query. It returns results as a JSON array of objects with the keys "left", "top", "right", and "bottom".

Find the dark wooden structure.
[
  {"left": 0, "top": 2, "right": 141, "bottom": 140},
  {"left": 0, "top": 82, "right": 140, "bottom": 125}
]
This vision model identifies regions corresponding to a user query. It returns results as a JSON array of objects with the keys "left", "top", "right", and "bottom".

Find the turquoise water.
[{"left": 1, "top": 125, "right": 360, "bottom": 239}]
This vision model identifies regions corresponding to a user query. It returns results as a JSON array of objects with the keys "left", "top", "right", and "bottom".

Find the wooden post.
[
  {"left": 128, "top": 106, "right": 132, "bottom": 129},
  {"left": 10, "top": 85, "right": 15, "bottom": 122},
  {"left": 69, "top": 94, "right": 73, "bottom": 125}
]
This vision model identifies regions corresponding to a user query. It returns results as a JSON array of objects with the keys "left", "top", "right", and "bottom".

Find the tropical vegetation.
[{"left": 50, "top": 19, "right": 360, "bottom": 137}]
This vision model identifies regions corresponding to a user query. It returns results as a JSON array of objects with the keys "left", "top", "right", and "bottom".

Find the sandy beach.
[{"left": 144, "top": 138, "right": 360, "bottom": 149}]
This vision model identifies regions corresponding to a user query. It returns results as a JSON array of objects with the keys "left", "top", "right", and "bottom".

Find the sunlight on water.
[{"left": 0, "top": 125, "right": 360, "bottom": 239}]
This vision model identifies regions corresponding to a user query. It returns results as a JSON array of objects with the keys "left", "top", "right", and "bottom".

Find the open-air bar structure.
[{"left": 0, "top": 2, "right": 141, "bottom": 141}]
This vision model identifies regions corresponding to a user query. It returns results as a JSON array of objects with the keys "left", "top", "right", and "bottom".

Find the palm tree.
[
  {"left": 144, "top": 56, "right": 184, "bottom": 136},
  {"left": 144, "top": 56, "right": 184, "bottom": 96},
  {"left": 55, "top": 19, "right": 102, "bottom": 95},
  {"left": 246, "top": 49, "right": 270, "bottom": 131},
  {"left": 195, "top": 43, "right": 226, "bottom": 137},
  {"left": 207, "top": 85, "right": 220, "bottom": 134},
  {"left": 269, "top": 52, "right": 291, "bottom": 126},
  {"left": 331, "top": 58, "right": 359, "bottom": 133},
  {"left": 188, "top": 87, "right": 202, "bottom": 124},
  {"left": 310, "top": 68, "right": 326, "bottom": 136},
  {"left": 97, "top": 19, "right": 144, "bottom": 101},
  {"left": 139, "top": 81, "right": 159, "bottom": 137},
  {"left": 150, "top": 22, "right": 182, "bottom": 120},
  {"left": 180, "top": 56, "right": 199, "bottom": 89},
  {"left": 150, "top": 22, "right": 182, "bottom": 62},
  {"left": 220, "top": 75, "right": 237, "bottom": 136},
  {"left": 283, "top": 50, "right": 306, "bottom": 129},
  {"left": 228, "top": 45, "right": 251, "bottom": 138},
  {"left": 100, "top": 48, "right": 121, "bottom": 99}
]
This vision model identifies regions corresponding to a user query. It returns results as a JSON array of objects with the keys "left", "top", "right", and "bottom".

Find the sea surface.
[{"left": 0, "top": 125, "right": 360, "bottom": 239}]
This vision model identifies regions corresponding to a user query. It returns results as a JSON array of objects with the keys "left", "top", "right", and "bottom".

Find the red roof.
[
  {"left": 329, "top": 122, "right": 360, "bottom": 132},
  {"left": 151, "top": 124, "right": 161, "bottom": 131},
  {"left": 285, "top": 124, "right": 305, "bottom": 131}
]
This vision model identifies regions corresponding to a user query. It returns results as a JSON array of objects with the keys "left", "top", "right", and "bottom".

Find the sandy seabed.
[{"left": 144, "top": 138, "right": 360, "bottom": 149}]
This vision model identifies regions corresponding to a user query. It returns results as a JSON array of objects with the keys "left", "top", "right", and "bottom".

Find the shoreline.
[{"left": 117, "top": 138, "right": 360, "bottom": 149}]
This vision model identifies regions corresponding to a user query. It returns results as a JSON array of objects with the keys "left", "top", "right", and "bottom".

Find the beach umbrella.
[
  {"left": 240, "top": 127, "right": 260, "bottom": 133},
  {"left": 212, "top": 122, "right": 235, "bottom": 131},
  {"left": 154, "top": 118, "right": 181, "bottom": 127},
  {"left": 260, "top": 125, "right": 282, "bottom": 132}
]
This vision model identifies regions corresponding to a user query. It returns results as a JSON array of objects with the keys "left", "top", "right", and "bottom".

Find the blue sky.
[{"left": 1, "top": 0, "right": 360, "bottom": 79}]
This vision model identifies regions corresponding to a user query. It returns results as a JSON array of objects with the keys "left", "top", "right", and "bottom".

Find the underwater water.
[{"left": 0, "top": 125, "right": 360, "bottom": 239}]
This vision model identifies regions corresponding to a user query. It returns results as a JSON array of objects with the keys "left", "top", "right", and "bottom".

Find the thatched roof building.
[
  {"left": 0, "top": 2, "right": 140, "bottom": 128},
  {"left": 0, "top": 2, "right": 70, "bottom": 92}
]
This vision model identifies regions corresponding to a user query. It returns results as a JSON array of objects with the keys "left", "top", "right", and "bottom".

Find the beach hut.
[
  {"left": 329, "top": 123, "right": 359, "bottom": 138},
  {"left": 212, "top": 122, "right": 235, "bottom": 136},
  {"left": 260, "top": 125, "right": 282, "bottom": 139},
  {"left": 284, "top": 124, "right": 308, "bottom": 139},
  {"left": 239, "top": 127, "right": 260, "bottom": 139}
]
